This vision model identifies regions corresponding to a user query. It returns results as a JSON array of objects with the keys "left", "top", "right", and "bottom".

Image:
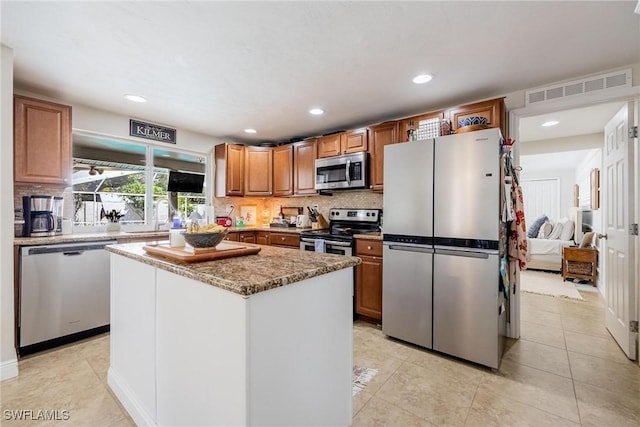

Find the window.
[
  {"left": 521, "top": 178, "right": 560, "bottom": 223},
  {"left": 72, "top": 133, "right": 206, "bottom": 227}
]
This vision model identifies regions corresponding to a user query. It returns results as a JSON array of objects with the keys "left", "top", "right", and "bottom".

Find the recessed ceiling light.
[
  {"left": 244, "top": 128, "right": 257, "bottom": 134},
  {"left": 124, "top": 94, "right": 147, "bottom": 103},
  {"left": 309, "top": 108, "right": 324, "bottom": 115},
  {"left": 412, "top": 74, "right": 433, "bottom": 84},
  {"left": 542, "top": 120, "right": 559, "bottom": 127}
]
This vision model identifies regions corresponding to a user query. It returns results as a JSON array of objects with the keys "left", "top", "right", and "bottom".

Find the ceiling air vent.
[{"left": 525, "top": 68, "right": 632, "bottom": 106}]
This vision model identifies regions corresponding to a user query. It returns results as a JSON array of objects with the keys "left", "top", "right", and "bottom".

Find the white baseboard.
[
  {"left": 0, "top": 358, "right": 19, "bottom": 381},
  {"left": 107, "top": 368, "right": 156, "bottom": 426}
]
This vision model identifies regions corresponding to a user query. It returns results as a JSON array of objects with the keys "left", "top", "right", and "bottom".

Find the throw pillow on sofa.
[
  {"left": 560, "top": 219, "right": 575, "bottom": 241},
  {"left": 537, "top": 222, "right": 553, "bottom": 238},
  {"left": 547, "top": 222, "right": 564, "bottom": 239},
  {"left": 527, "top": 214, "right": 548, "bottom": 238}
]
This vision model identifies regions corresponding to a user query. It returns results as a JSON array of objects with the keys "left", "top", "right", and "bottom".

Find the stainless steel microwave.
[{"left": 315, "top": 151, "right": 368, "bottom": 190}]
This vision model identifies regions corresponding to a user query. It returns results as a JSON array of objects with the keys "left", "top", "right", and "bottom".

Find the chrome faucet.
[{"left": 154, "top": 197, "right": 171, "bottom": 231}]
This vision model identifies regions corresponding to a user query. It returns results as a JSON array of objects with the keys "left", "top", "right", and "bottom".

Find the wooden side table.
[{"left": 562, "top": 247, "right": 598, "bottom": 285}]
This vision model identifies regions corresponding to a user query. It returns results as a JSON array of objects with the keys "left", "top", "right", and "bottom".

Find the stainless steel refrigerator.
[{"left": 382, "top": 128, "right": 507, "bottom": 369}]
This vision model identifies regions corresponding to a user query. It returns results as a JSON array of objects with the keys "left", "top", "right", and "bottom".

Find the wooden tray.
[{"left": 143, "top": 242, "right": 261, "bottom": 263}]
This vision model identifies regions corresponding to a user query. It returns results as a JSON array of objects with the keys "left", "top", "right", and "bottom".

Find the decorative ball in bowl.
[{"left": 181, "top": 227, "right": 229, "bottom": 249}]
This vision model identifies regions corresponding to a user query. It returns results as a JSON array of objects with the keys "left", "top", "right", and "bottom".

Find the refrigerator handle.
[
  {"left": 435, "top": 248, "right": 490, "bottom": 259},
  {"left": 388, "top": 245, "right": 434, "bottom": 254},
  {"left": 345, "top": 160, "right": 351, "bottom": 184}
]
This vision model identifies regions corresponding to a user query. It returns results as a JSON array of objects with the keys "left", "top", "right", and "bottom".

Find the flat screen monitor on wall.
[{"left": 167, "top": 171, "right": 205, "bottom": 193}]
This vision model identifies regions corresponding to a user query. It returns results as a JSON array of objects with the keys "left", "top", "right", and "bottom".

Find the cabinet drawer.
[
  {"left": 355, "top": 239, "right": 382, "bottom": 257},
  {"left": 270, "top": 233, "right": 300, "bottom": 247}
]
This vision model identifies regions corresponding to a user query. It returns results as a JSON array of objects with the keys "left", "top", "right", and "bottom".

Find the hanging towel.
[
  {"left": 508, "top": 184, "right": 528, "bottom": 269},
  {"left": 314, "top": 239, "right": 326, "bottom": 253}
]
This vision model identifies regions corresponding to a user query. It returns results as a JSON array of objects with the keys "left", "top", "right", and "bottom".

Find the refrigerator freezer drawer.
[
  {"left": 433, "top": 250, "right": 501, "bottom": 368},
  {"left": 382, "top": 244, "right": 433, "bottom": 349}
]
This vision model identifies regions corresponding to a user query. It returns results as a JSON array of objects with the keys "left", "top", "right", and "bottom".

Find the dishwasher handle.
[
  {"left": 22, "top": 241, "right": 116, "bottom": 256},
  {"left": 63, "top": 251, "right": 84, "bottom": 256}
]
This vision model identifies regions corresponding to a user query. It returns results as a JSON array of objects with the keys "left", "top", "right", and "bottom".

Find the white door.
[{"left": 603, "top": 102, "right": 637, "bottom": 360}]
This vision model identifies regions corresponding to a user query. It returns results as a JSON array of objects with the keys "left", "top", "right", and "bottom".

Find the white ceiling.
[
  {"left": 2, "top": 1, "right": 639, "bottom": 144},
  {"left": 518, "top": 102, "right": 626, "bottom": 142}
]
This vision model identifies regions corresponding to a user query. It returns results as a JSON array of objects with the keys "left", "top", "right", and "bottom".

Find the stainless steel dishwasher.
[{"left": 19, "top": 240, "right": 116, "bottom": 353}]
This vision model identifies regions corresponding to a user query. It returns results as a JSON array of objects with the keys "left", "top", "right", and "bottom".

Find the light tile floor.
[{"left": 1, "top": 287, "right": 638, "bottom": 426}]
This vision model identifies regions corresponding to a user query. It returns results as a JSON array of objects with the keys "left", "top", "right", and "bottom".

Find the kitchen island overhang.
[{"left": 106, "top": 242, "right": 359, "bottom": 427}]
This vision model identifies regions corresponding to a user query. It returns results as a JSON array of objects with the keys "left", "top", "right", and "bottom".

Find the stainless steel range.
[{"left": 300, "top": 208, "right": 382, "bottom": 256}]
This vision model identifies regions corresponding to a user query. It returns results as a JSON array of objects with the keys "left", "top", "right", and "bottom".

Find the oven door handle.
[{"left": 300, "top": 238, "right": 352, "bottom": 247}]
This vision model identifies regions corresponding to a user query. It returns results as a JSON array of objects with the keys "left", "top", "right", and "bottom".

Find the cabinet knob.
[
  {"left": 367, "top": 245, "right": 372, "bottom": 250},
  {"left": 281, "top": 237, "right": 285, "bottom": 241}
]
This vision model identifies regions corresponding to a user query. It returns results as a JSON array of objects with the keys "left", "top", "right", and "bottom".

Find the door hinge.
[
  {"left": 631, "top": 320, "right": 639, "bottom": 333},
  {"left": 631, "top": 223, "right": 639, "bottom": 236},
  {"left": 630, "top": 126, "right": 638, "bottom": 139}
]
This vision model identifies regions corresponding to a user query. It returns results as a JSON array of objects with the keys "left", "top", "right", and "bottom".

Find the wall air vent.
[{"left": 525, "top": 68, "right": 632, "bottom": 106}]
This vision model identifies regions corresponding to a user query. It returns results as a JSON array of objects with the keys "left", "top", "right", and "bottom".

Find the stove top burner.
[{"left": 300, "top": 208, "right": 382, "bottom": 243}]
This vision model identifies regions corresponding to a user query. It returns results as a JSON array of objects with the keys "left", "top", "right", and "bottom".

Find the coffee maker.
[{"left": 22, "top": 195, "right": 59, "bottom": 237}]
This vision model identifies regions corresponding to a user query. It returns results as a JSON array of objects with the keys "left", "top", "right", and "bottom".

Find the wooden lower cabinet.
[
  {"left": 256, "top": 231, "right": 270, "bottom": 245},
  {"left": 238, "top": 232, "right": 256, "bottom": 244},
  {"left": 269, "top": 232, "right": 300, "bottom": 248},
  {"left": 224, "top": 232, "right": 239, "bottom": 242},
  {"left": 355, "top": 239, "right": 383, "bottom": 322}
]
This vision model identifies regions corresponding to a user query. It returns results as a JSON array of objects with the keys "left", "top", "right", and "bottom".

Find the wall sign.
[{"left": 129, "top": 119, "right": 176, "bottom": 144}]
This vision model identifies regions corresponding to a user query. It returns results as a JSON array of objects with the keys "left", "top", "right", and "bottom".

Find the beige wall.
[{"left": 520, "top": 133, "right": 603, "bottom": 156}]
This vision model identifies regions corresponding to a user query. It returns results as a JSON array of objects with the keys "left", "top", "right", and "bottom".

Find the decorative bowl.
[{"left": 181, "top": 230, "right": 229, "bottom": 248}]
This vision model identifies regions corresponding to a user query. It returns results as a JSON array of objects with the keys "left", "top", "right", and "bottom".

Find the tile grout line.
[{"left": 561, "top": 297, "right": 584, "bottom": 427}]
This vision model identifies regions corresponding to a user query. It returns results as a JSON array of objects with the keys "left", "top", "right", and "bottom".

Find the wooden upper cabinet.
[
  {"left": 341, "top": 128, "right": 368, "bottom": 154},
  {"left": 368, "top": 121, "right": 399, "bottom": 192},
  {"left": 317, "top": 129, "right": 368, "bottom": 158},
  {"left": 398, "top": 111, "right": 445, "bottom": 142},
  {"left": 14, "top": 95, "right": 72, "bottom": 185},
  {"left": 448, "top": 97, "right": 506, "bottom": 136},
  {"left": 293, "top": 139, "right": 317, "bottom": 195},
  {"left": 317, "top": 133, "right": 343, "bottom": 158},
  {"left": 215, "top": 143, "right": 244, "bottom": 197},
  {"left": 244, "top": 146, "right": 273, "bottom": 196},
  {"left": 273, "top": 145, "right": 294, "bottom": 197}
]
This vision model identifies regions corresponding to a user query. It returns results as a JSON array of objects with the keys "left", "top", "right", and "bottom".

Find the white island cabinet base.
[{"left": 108, "top": 253, "right": 353, "bottom": 426}]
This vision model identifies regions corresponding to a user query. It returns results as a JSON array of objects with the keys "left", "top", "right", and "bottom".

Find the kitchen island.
[{"left": 106, "top": 242, "right": 359, "bottom": 427}]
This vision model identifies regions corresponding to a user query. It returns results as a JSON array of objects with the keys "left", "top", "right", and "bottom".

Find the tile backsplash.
[{"left": 213, "top": 190, "right": 383, "bottom": 226}]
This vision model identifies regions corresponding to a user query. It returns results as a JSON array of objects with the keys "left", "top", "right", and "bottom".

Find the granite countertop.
[
  {"left": 13, "top": 226, "right": 318, "bottom": 246},
  {"left": 107, "top": 242, "right": 360, "bottom": 296}
]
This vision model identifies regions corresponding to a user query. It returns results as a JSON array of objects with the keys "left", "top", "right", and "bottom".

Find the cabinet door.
[
  {"left": 317, "top": 134, "right": 342, "bottom": 158},
  {"left": 293, "top": 139, "right": 317, "bottom": 195},
  {"left": 398, "top": 111, "right": 445, "bottom": 142},
  {"left": 341, "top": 128, "right": 368, "bottom": 154},
  {"left": 244, "top": 146, "right": 273, "bottom": 196},
  {"left": 356, "top": 254, "right": 383, "bottom": 321},
  {"left": 215, "top": 144, "right": 244, "bottom": 197},
  {"left": 368, "top": 122, "right": 399, "bottom": 191},
  {"left": 239, "top": 232, "right": 256, "bottom": 244},
  {"left": 256, "top": 231, "right": 270, "bottom": 245},
  {"left": 224, "top": 232, "right": 239, "bottom": 242},
  {"left": 273, "top": 145, "right": 294, "bottom": 197},
  {"left": 14, "top": 96, "right": 72, "bottom": 185},
  {"left": 448, "top": 98, "right": 506, "bottom": 135}
]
